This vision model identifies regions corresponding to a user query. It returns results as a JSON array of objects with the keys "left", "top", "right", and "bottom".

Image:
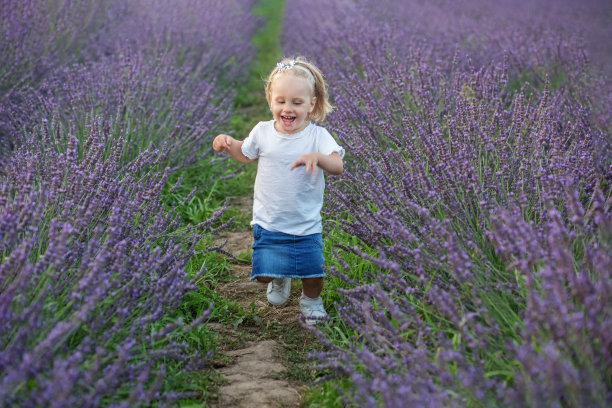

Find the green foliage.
[
  {"left": 229, "top": 0, "right": 285, "bottom": 138},
  {"left": 157, "top": 2, "right": 288, "bottom": 403},
  {"left": 233, "top": 0, "right": 285, "bottom": 107},
  {"left": 301, "top": 379, "right": 350, "bottom": 408},
  {"left": 321, "top": 220, "right": 386, "bottom": 306}
]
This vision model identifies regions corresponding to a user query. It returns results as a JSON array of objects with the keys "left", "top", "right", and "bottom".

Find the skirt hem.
[{"left": 250, "top": 272, "right": 326, "bottom": 281}]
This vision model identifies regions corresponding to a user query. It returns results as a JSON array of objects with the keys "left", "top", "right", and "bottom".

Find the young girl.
[{"left": 212, "top": 56, "right": 344, "bottom": 325}]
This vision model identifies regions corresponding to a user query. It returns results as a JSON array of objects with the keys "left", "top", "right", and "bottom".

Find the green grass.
[
  {"left": 229, "top": 0, "right": 285, "bottom": 135},
  {"left": 301, "top": 380, "right": 349, "bottom": 408},
  {"left": 167, "top": 0, "right": 286, "bottom": 223},
  {"left": 161, "top": 0, "right": 288, "bottom": 404}
]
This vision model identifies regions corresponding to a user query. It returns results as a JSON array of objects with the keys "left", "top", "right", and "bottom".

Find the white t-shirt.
[{"left": 241, "top": 120, "right": 345, "bottom": 236}]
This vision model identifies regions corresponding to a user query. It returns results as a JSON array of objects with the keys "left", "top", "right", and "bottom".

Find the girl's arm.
[
  {"left": 212, "top": 134, "right": 254, "bottom": 163},
  {"left": 290, "top": 152, "right": 344, "bottom": 175}
]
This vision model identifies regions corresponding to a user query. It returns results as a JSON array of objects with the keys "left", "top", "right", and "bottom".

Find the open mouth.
[{"left": 281, "top": 115, "right": 296, "bottom": 126}]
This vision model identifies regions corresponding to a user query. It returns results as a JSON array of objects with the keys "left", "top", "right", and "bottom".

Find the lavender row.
[
  {"left": 0, "top": 119, "right": 228, "bottom": 405},
  {"left": 282, "top": 0, "right": 611, "bottom": 406},
  {"left": 1, "top": 0, "right": 259, "bottom": 166},
  {"left": 0, "top": 0, "right": 100, "bottom": 94},
  {"left": 284, "top": 0, "right": 609, "bottom": 129},
  {"left": 1, "top": 0, "right": 259, "bottom": 404},
  {"left": 315, "top": 189, "right": 610, "bottom": 407}
]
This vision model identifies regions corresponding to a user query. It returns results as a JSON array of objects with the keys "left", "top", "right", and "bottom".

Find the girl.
[{"left": 212, "top": 56, "right": 344, "bottom": 325}]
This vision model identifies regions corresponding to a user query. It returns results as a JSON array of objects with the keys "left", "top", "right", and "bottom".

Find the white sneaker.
[
  {"left": 266, "top": 278, "right": 291, "bottom": 305},
  {"left": 299, "top": 294, "right": 328, "bottom": 325}
]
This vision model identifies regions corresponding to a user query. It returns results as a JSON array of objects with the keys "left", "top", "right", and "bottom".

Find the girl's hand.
[
  {"left": 290, "top": 152, "right": 343, "bottom": 175},
  {"left": 213, "top": 134, "right": 232, "bottom": 152},
  {"left": 290, "top": 152, "right": 320, "bottom": 174},
  {"left": 212, "top": 134, "right": 253, "bottom": 164}
]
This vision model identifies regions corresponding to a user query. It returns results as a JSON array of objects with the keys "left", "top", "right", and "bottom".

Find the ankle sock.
[{"left": 301, "top": 293, "right": 319, "bottom": 301}]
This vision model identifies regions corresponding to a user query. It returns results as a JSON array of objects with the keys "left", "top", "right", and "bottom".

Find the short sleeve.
[
  {"left": 241, "top": 122, "right": 261, "bottom": 159},
  {"left": 318, "top": 128, "right": 345, "bottom": 159}
]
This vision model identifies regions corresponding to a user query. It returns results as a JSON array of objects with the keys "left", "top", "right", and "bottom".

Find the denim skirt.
[{"left": 250, "top": 224, "right": 325, "bottom": 280}]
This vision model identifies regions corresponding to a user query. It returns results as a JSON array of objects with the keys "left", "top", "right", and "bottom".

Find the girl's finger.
[{"left": 290, "top": 160, "right": 302, "bottom": 170}]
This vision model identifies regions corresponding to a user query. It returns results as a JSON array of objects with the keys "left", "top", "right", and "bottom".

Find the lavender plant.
[
  {"left": 5, "top": 48, "right": 234, "bottom": 167},
  {"left": 282, "top": 0, "right": 611, "bottom": 406},
  {"left": 0, "top": 0, "right": 104, "bottom": 155},
  {"left": 0, "top": 0, "right": 101, "bottom": 92},
  {"left": 2, "top": 0, "right": 259, "bottom": 166},
  {"left": 1, "top": 0, "right": 260, "bottom": 405},
  {"left": 0, "top": 118, "right": 226, "bottom": 406},
  {"left": 488, "top": 187, "right": 611, "bottom": 407}
]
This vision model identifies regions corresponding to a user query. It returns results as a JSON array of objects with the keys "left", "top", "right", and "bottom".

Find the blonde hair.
[{"left": 265, "top": 56, "right": 333, "bottom": 122}]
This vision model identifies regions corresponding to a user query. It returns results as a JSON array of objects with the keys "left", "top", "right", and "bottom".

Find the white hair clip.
[{"left": 276, "top": 60, "right": 315, "bottom": 83}]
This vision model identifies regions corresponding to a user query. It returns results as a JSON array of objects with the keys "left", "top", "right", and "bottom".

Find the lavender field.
[
  {"left": 2, "top": 0, "right": 611, "bottom": 407},
  {"left": 1, "top": 0, "right": 259, "bottom": 405}
]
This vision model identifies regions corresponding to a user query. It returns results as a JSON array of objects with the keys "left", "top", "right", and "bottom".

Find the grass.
[
  {"left": 229, "top": 0, "right": 286, "bottom": 135},
  {"left": 165, "top": 1, "right": 367, "bottom": 403},
  {"left": 175, "top": 0, "right": 287, "bottom": 266},
  {"left": 266, "top": 321, "right": 321, "bottom": 383},
  {"left": 161, "top": 0, "right": 291, "bottom": 403},
  {"left": 301, "top": 380, "right": 348, "bottom": 408},
  {"left": 166, "top": 0, "right": 287, "bottom": 223}
]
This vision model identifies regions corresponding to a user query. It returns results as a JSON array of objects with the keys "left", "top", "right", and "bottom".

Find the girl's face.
[{"left": 269, "top": 74, "right": 316, "bottom": 134}]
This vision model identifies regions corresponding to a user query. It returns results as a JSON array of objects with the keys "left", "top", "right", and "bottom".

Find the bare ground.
[{"left": 206, "top": 195, "right": 312, "bottom": 408}]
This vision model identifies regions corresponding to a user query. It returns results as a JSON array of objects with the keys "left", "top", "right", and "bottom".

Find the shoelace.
[
  {"left": 302, "top": 298, "right": 325, "bottom": 313},
  {"left": 309, "top": 302, "right": 325, "bottom": 313},
  {"left": 271, "top": 279, "right": 285, "bottom": 291}
]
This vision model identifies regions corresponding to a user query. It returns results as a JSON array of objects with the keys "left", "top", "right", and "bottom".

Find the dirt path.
[{"left": 208, "top": 196, "right": 307, "bottom": 408}]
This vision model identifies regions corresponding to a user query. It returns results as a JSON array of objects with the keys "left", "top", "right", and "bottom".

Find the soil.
[{"left": 206, "top": 195, "right": 311, "bottom": 408}]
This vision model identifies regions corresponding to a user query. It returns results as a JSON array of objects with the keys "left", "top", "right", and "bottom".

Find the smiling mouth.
[{"left": 281, "top": 115, "right": 296, "bottom": 125}]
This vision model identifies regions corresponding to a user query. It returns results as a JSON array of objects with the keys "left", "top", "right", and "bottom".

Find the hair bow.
[
  {"left": 276, "top": 60, "right": 298, "bottom": 72},
  {"left": 275, "top": 59, "right": 315, "bottom": 82}
]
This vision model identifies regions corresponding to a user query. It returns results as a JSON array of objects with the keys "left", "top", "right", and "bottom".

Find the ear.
[{"left": 309, "top": 96, "right": 317, "bottom": 113}]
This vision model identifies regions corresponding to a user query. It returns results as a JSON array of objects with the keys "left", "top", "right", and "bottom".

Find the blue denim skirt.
[{"left": 250, "top": 224, "right": 325, "bottom": 280}]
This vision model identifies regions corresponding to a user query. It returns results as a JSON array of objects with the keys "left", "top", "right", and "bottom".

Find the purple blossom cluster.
[
  {"left": 1, "top": 0, "right": 259, "bottom": 404},
  {"left": 282, "top": 0, "right": 611, "bottom": 406}
]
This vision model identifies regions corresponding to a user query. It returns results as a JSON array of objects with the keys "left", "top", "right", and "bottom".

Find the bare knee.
[{"left": 255, "top": 276, "right": 273, "bottom": 283}]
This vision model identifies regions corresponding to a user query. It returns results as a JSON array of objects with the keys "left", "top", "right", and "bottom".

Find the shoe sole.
[
  {"left": 304, "top": 316, "right": 327, "bottom": 325},
  {"left": 267, "top": 296, "right": 289, "bottom": 306}
]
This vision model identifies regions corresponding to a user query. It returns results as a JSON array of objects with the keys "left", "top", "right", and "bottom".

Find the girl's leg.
[
  {"left": 300, "top": 277, "right": 326, "bottom": 324},
  {"left": 301, "top": 277, "right": 323, "bottom": 298},
  {"left": 255, "top": 276, "right": 273, "bottom": 283}
]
